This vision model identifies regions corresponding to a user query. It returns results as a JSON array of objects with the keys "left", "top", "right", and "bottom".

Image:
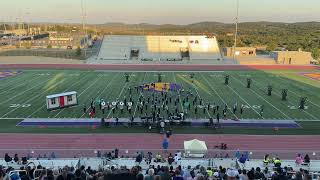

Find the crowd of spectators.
[
  {"left": 0, "top": 163, "right": 316, "bottom": 180},
  {"left": 1, "top": 152, "right": 316, "bottom": 180}
]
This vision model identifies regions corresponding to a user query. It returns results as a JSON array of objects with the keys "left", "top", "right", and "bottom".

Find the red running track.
[
  {"left": 0, "top": 64, "right": 319, "bottom": 71},
  {"left": 0, "top": 134, "right": 320, "bottom": 159}
]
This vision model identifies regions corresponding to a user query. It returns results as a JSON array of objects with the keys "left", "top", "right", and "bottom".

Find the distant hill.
[{"left": 96, "top": 21, "right": 320, "bottom": 36}]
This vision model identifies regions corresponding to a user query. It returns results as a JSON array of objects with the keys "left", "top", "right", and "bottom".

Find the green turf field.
[{"left": 0, "top": 69, "right": 319, "bottom": 121}]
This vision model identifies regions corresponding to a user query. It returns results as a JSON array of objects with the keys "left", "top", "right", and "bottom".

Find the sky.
[{"left": 0, "top": 0, "right": 319, "bottom": 24}]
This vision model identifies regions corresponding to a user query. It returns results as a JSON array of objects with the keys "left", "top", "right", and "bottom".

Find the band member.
[
  {"left": 83, "top": 104, "right": 86, "bottom": 113},
  {"left": 216, "top": 113, "right": 220, "bottom": 124},
  {"left": 240, "top": 104, "right": 244, "bottom": 115},
  {"left": 260, "top": 105, "right": 264, "bottom": 117},
  {"left": 115, "top": 117, "right": 119, "bottom": 126}
]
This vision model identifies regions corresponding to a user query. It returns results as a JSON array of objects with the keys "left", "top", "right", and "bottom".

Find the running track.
[
  {"left": 0, "top": 134, "right": 319, "bottom": 159},
  {"left": 0, "top": 64, "right": 319, "bottom": 71}
]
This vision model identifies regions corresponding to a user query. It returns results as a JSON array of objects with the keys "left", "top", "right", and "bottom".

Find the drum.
[{"left": 101, "top": 101, "right": 106, "bottom": 106}]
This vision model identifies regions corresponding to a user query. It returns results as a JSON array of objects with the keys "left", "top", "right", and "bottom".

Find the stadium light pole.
[
  {"left": 81, "top": 0, "right": 87, "bottom": 57},
  {"left": 233, "top": 0, "right": 239, "bottom": 63}
]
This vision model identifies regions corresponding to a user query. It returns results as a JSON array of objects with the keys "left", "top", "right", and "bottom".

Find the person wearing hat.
[
  {"left": 213, "top": 171, "right": 219, "bottom": 179},
  {"left": 226, "top": 168, "right": 239, "bottom": 180}
]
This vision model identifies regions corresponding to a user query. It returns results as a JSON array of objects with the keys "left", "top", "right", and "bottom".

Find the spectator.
[
  {"left": 162, "top": 138, "right": 169, "bottom": 153},
  {"left": 160, "top": 166, "right": 171, "bottom": 180},
  {"left": 235, "top": 150, "right": 241, "bottom": 160},
  {"left": 295, "top": 154, "right": 303, "bottom": 165},
  {"left": 304, "top": 154, "right": 310, "bottom": 164},
  {"left": 206, "top": 167, "right": 213, "bottom": 178},
  {"left": 174, "top": 153, "right": 181, "bottom": 165},
  {"left": 263, "top": 167, "right": 271, "bottom": 179},
  {"left": 135, "top": 152, "right": 142, "bottom": 165},
  {"left": 176, "top": 151, "right": 182, "bottom": 159},
  {"left": 144, "top": 169, "right": 155, "bottom": 180},
  {"left": 173, "top": 170, "right": 183, "bottom": 180},
  {"left": 136, "top": 173, "right": 144, "bottom": 180},
  {"left": 272, "top": 167, "right": 288, "bottom": 180},
  {"left": 14, "top": 154, "right": 19, "bottom": 163},
  {"left": 45, "top": 169, "right": 54, "bottom": 180},
  {"left": 146, "top": 152, "right": 153, "bottom": 164},
  {"left": 254, "top": 167, "right": 264, "bottom": 179},
  {"left": 213, "top": 171, "right": 219, "bottom": 179},
  {"left": 263, "top": 154, "right": 270, "bottom": 166},
  {"left": 115, "top": 148, "right": 119, "bottom": 158},
  {"left": 182, "top": 166, "right": 192, "bottom": 180},
  {"left": 38, "top": 169, "right": 47, "bottom": 180},
  {"left": 247, "top": 168, "right": 254, "bottom": 180},
  {"left": 155, "top": 153, "right": 162, "bottom": 163},
  {"left": 0, "top": 171, "right": 4, "bottom": 180},
  {"left": 238, "top": 154, "right": 247, "bottom": 168},
  {"left": 293, "top": 171, "right": 303, "bottom": 180},
  {"left": 50, "top": 152, "right": 56, "bottom": 159},
  {"left": 168, "top": 153, "right": 174, "bottom": 165},
  {"left": 226, "top": 168, "right": 239, "bottom": 180},
  {"left": 273, "top": 157, "right": 282, "bottom": 168},
  {"left": 4, "top": 154, "right": 12, "bottom": 163},
  {"left": 238, "top": 169, "right": 248, "bottom": 180},
  {"left": 169, "top": 166, "right": 175, "bottom": 177}
]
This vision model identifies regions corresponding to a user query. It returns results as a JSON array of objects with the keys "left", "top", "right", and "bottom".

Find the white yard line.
[
  {"left": 231, "top": 76, "right": 291, "bottom": 119},
  {"left": 27, "top": 74, "right": 90, "bottom": 118},
  {"left": 106, "top": 80, "right": 128, "bottom": 119},
  {"left": 226, "top": 84, "right": 263, "bottom": 118},
  {"left": 0, "top": 77, "right": 53, "bottom": 106},
  {"left": 276, "top": 72, "right": 320, "bottom": 109},
  {"left": 1, "top": 79, "right": 68, "bottom": 118},
  {"left": 252, "top": 77, "right": 318, "bottom": 120},
  {"left": 173, "top": 72, "right": 184, "bottom": 111},
  {"left": 200, "top": 73, "right": 239, "bottom": 120},
  {"left": 289, "top": 90, "right": 320, "bottom": 109},
  {"left": 133, "top": 72, "right": 147, "bottom": 118},
  {"left": 0, "top": 74, "right": 38, "bottom": 95},
  {"left": 79, "top": 73, "right": 119, "bottom": 118},
  {"left": 190, "top": 76, "right": 212, "bottom": 118}
]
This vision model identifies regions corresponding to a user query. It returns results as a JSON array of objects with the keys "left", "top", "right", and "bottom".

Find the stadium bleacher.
[
  {"left": 97, "top": 35, "right": 223, "bottom": 62},
  {"left": 2, "top": 147, "right": 320, "bottom": 180},
  {"left": 1, "top": 156, "right": 320, "bottom": 180}
]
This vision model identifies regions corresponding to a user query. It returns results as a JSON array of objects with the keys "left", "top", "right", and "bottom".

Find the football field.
[{"left": 0, "top": 69, "right": 319, "bottom": 121}]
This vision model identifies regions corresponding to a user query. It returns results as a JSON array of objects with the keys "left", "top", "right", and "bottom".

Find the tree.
[
  {"left": 311, "top": 48, "right": 320, "bottom": 60},
  {"left": 266, "top": 41, "right": 277, "bottom": 51},
  {"left": 75, "top": 46, "right": 81, "bottom": 56}
]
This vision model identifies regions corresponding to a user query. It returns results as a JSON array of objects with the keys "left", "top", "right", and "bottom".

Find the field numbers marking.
[{"left": 9, "top": 104, "right": 31, "bottom": 108}]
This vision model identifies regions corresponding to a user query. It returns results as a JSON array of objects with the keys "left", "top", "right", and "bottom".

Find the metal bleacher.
[{"left": 96, "top": 35, "right": 223, "bottom": 62}]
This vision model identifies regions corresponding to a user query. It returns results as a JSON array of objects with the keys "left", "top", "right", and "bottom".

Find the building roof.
[
  {"left": 273, "top": 50, "right": 311, "bottom": 54},
  {"left": 46, "top": 91, "right": 77, "bottom": 99}
]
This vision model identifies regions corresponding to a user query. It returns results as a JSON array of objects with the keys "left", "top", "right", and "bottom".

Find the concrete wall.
[
  {"left": 223, "top": 47, "right": 256, "bottom": 57},
  {"left": 271, "top": 51, "right": 312, "bottom": 65}
]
